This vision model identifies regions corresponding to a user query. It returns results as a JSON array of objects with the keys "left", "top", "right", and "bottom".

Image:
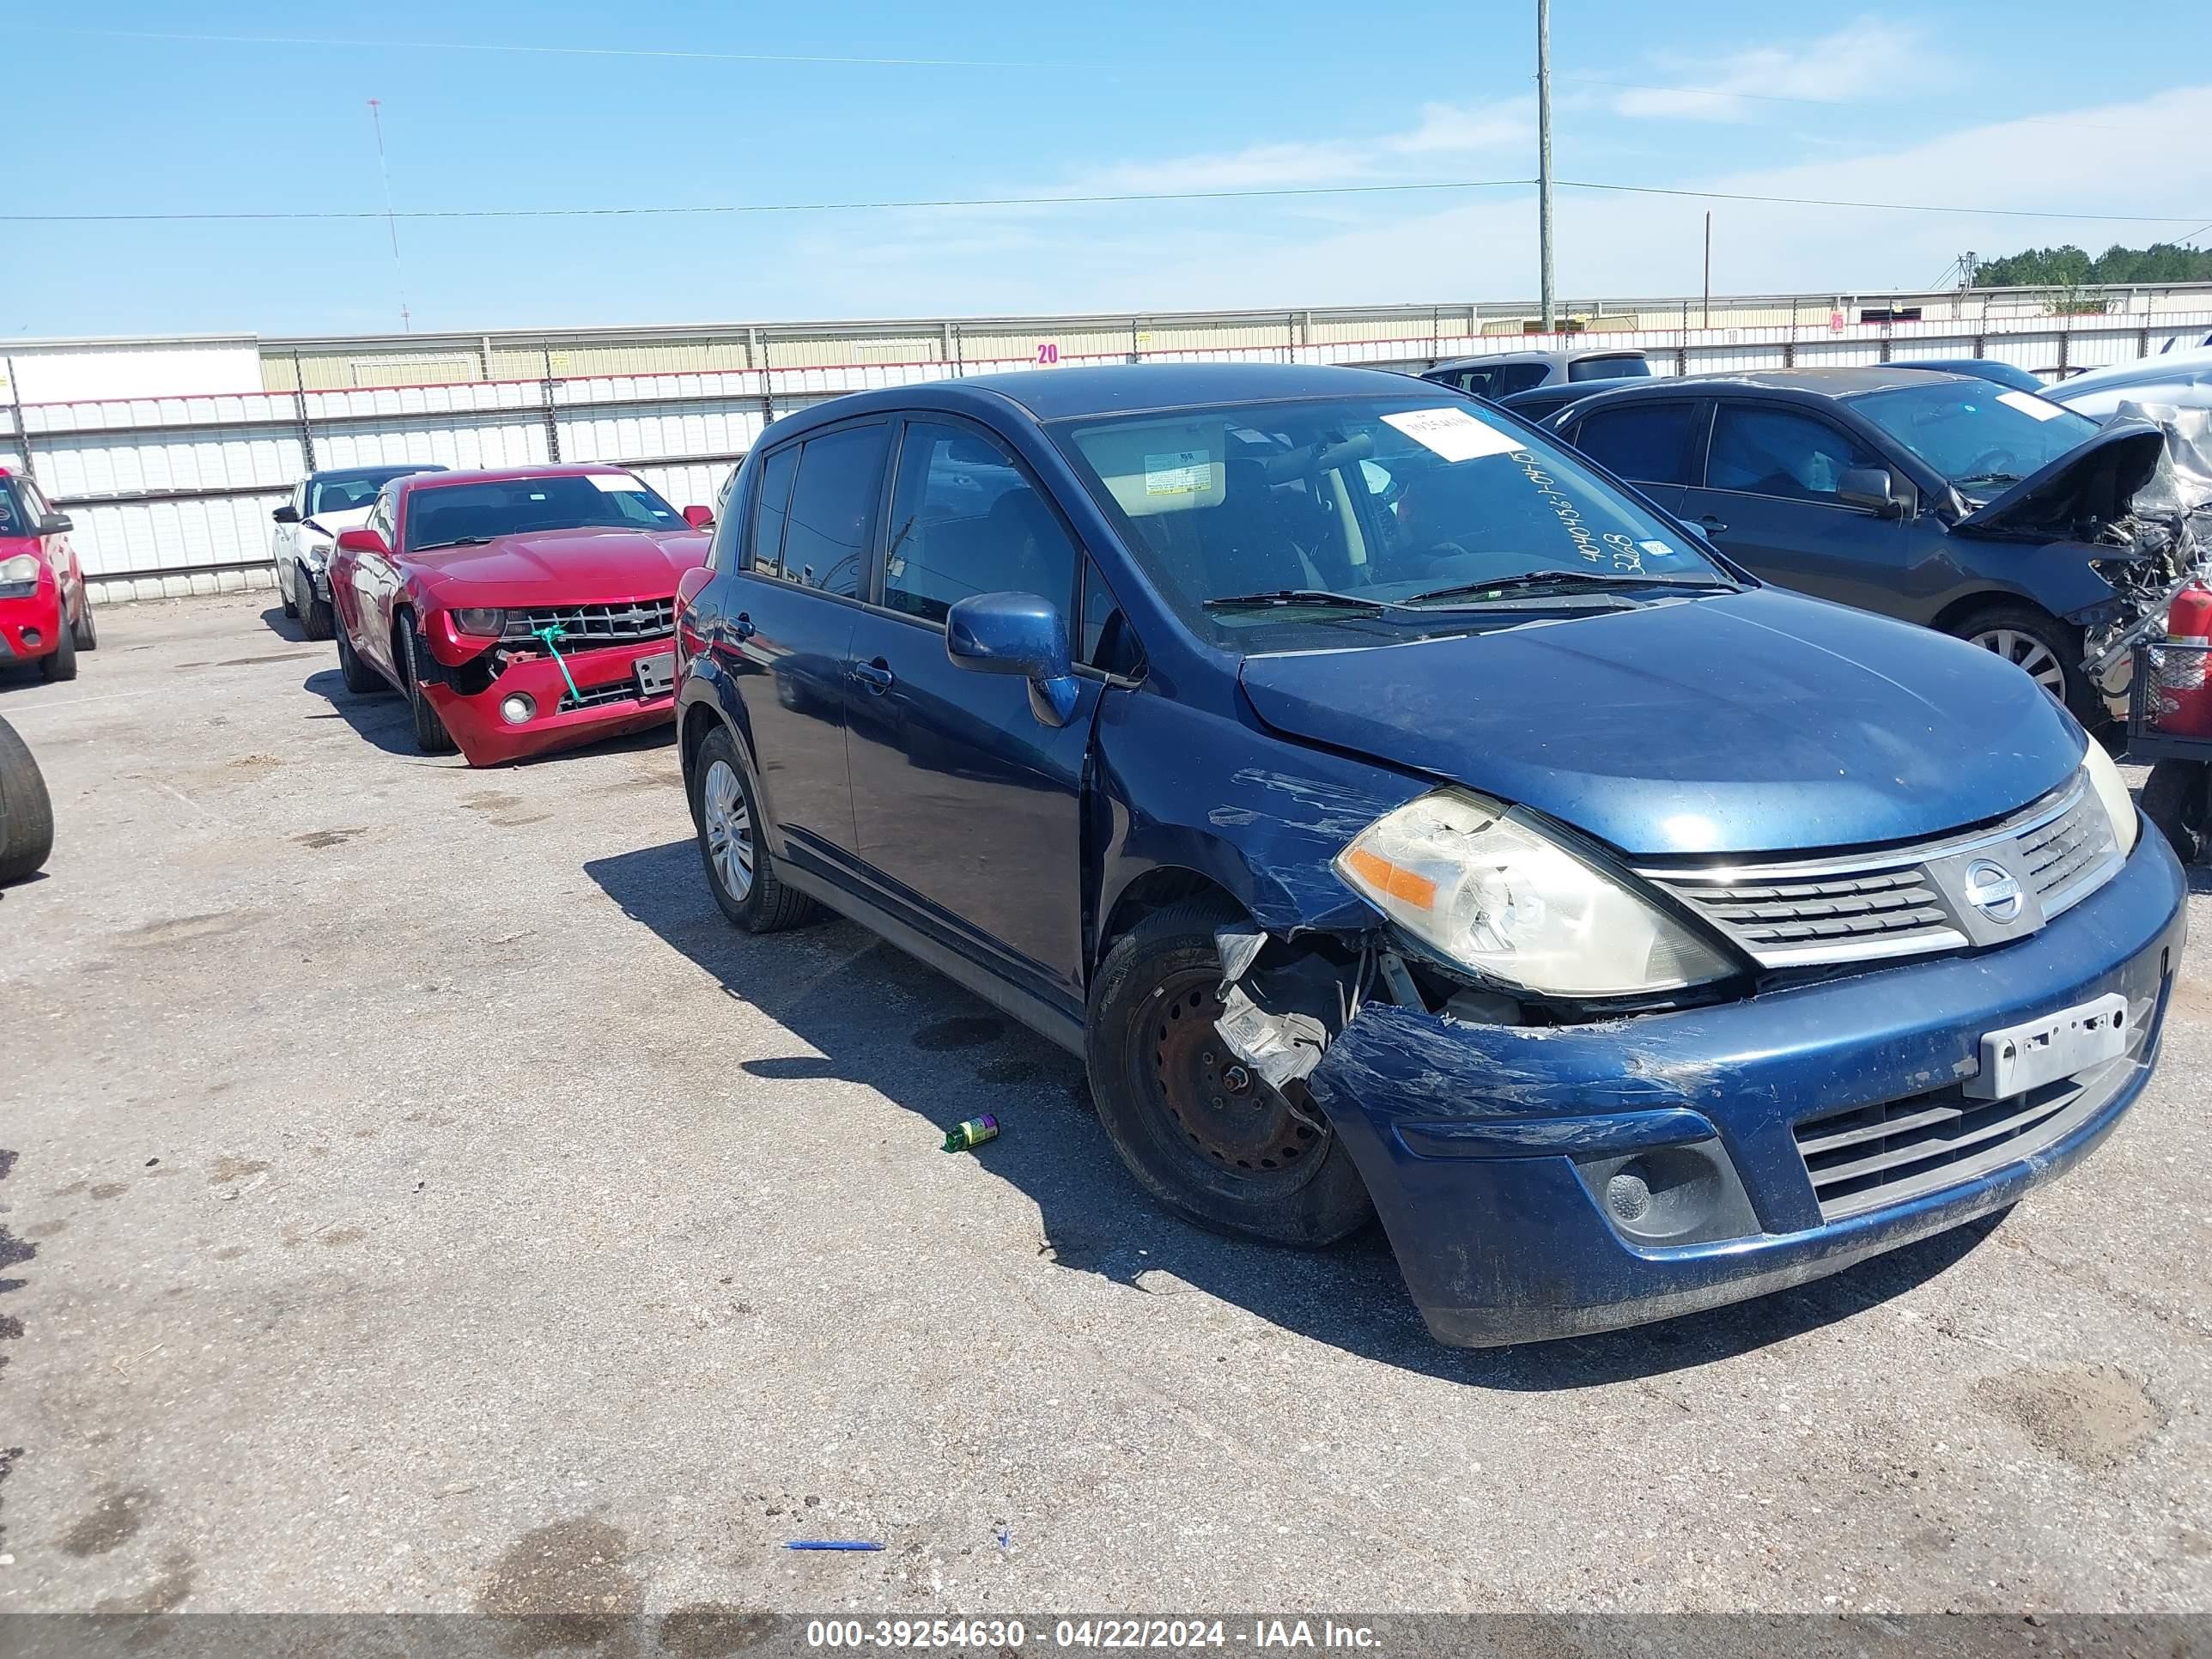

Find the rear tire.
[
  {"left": 691, "top": 724, "right": 817, "bottom": 932},
  {"left": 71, "top": 597, "right": 97, "bottom": 651},
  {"left": 0, "top": 715, "right": 55, "bottom": 884},
  {"left": 38, "top": 619, "right": 76, "bottom": 683},
  {"left": 397, "top": 613, "right": 457, "bottom": 757},
  {"left": 335, "top": 613, "right": 384, "bottom": 696},
  {"left": 1953, "top": 604, "right": 2087, "bottom": 717},
  {"left": 2142, "top": 760, "right": 2207, "bottom": 865},
  {"left": 1085, "top": 898, "right": 1373, "bottom": 1247},
  {"left": 278, "top": 568, "right": 299, "bottom": 620}
]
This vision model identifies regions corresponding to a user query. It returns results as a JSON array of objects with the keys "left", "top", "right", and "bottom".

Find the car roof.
[
  {"left": 1568, "top": 366, "right": 1980, "bottom": 407},
  {"left": 309, "top": 462, "right": 448, "bottom": 482},
  {"left": 1427, "top": 347, "right": 1646, "bottom": 374},
  {"left": 397, "top": 463, "right": 637, "bottom": 490},
  {"left": 863, "top": 362, "right": 1420, "bottom": 422}
]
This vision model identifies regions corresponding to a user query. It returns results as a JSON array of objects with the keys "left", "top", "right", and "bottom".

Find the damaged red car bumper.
[{"left": 422, "top": 623, "right": 678, "bottom": 766}]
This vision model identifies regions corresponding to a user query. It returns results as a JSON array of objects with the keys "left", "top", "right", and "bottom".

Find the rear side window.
[
  {"left": 883, "top": 420, "right": 1079, "bottom": 625},
  {"left": 1709, "top": 404, "right": 1878, "bottom": 502},
  {"left": 1569, "top": 355, "right": 1650, "bottom": 381},
  {"left": 747, "top": 446, "right": 797, "bottom": 576},
  {"left": 1573, "top": 403, "right": 1705, "bottom": 486},
  {"left": 773, "top": 426, "right": 888, "bottom": 598}
]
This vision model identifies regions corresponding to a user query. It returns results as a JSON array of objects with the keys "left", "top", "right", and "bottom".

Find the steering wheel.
[{"left": 1964, "top": 447, "right": 2018, "bottom": 478}]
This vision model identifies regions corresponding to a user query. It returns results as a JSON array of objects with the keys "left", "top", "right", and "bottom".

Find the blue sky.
[{"left": 9, "top": 1, "right": 2212, "bottom": 337}]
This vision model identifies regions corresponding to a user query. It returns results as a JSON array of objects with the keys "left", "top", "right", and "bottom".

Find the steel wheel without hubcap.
[
  {"left": 1970, "top": 627, "right": 2065, "bottom": 696},
  {"left": 702, "top": 757, "right": 755, "bottom": 902},
  {"left": 1137, "top": 967, "right": 1322, "bottom": 1192}
]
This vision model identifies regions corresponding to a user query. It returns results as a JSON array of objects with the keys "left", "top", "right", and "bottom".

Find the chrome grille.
[
  {"left": 502, "top": 598, "right": 674, "bottom": 646},
  {"left": 1793, "top": 1064, "right": 2121, "bottom": 1220},
  {"left": 1638, "top": 774, "right": 2123, "bottom": 970}
]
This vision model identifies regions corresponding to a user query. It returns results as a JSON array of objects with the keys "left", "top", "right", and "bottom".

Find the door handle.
[
  {"left": 1698, "top": 514, "right": 1729, "bottom": 534},
  {"left": 729, "top": 612, "right": 756, "bottom": 642},
  {"left": 850, "top": 659, "right": 895, "bottom": 694}
]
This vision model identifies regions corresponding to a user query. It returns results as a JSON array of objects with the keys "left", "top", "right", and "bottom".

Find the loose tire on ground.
[
  {"left": 334, "top": 614, "right": 385, "bottom": 696},
  {"left": 1085, "top": 897, "right": 1373, "bottom": 1247},
  {"left": 690, "top": 724, "right": 818, "bottom": 932},
  {"left": 398, "top": 614, "right": 457, "bottom": 757},
  {"left": 0, "top": 715, "right": 55, "bottom": 885},
  {"left": 2142, "top": 758, "right": 2208, "bottom": 865}
]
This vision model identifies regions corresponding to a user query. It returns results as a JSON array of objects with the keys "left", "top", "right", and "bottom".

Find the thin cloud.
[
  {"left": 1068, "top": 98, "right": 1528, "bottom": 194},
  {"left": 1609, "top": 18, "right": 1931, "bottom": 122}
]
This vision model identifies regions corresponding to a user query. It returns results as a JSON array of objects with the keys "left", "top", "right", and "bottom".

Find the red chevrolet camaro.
[{"left": 327, "top": 464, "right": 714, "bottom": 765}]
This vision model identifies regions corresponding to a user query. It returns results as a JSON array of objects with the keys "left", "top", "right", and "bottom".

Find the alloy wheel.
[
  {"left": 702, "top": 758, "right": 755, "bottom": 902},
  {"left": 1970, "top": 627, "right": 2065, "bottom": 696}
]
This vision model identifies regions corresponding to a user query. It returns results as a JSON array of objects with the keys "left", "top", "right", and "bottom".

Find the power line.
[
  {"left": 3, "top": 177, "right": 2205, "bottom": 228},
  {"left": 21, "top": 24, "right": 1076, "bottom": 70}
]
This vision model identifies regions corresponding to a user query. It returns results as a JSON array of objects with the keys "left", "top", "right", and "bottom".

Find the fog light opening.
[
  {"left": 499, "top": 693, "right": 536, "bottom": 726},
  {"left": 21, "top": 629, "right": 40, "bottom": 648}
]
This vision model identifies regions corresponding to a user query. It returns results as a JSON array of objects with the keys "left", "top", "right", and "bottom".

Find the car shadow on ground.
[
  {"left": 301, "top": 666, "right": 421, "bottom": 757},
  {"left": 259, "top": 604, "right": 309, "bottom": 641},
  {"left": 586, "top": 837, "right": 2006, "bottom": 1389}
]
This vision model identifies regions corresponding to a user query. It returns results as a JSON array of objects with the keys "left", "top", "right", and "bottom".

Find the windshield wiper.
[
  {"left": 1406, "top": 568, "right": 1729, "bottom": 605},
  {"left": 412, "top": 536, "right": 497, "bottom": 551},
  {"left": 1953, "top": 471, "right": 2023, "bottom": 489},
  {"left": 1202, "top": 588, "right": 1412, "bottom": 614}
]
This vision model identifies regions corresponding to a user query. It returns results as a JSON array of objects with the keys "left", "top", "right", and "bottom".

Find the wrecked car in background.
[
  {"left": 1553, "top": 368, "right": 2212, "bottom": 721},
  {"left": 328, "top": 464, "right": 714, "bottom": 764},
  {"left": 675, "top": 363, "right": 2184, "bottom": 1346}
]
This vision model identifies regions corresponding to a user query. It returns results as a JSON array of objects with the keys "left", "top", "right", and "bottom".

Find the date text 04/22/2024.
[{"left": 803, "top": 1620, "right": 1382, "bottom": 1650}]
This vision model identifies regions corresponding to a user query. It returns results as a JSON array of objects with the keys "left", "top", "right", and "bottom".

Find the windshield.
[
  {"left": 403, "top": 472, "right": 683, "bottom": 550},
  {"left": 310, "top": 470, "right": 416, "bottom": 517},
  {"left": 1846, "top": 381, "right": 2100, "bottom": 489},
  {"left": 1055, "top": 395, "right": 1729, "bottom": 647}
]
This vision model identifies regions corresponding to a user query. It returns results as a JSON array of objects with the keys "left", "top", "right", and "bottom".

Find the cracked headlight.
[
  {"left": 1334, "top": 789, "right": 1735, "bottom": 997},
  {"left": 2081, "top": 737, "right": 2140, "bottom": 858}
]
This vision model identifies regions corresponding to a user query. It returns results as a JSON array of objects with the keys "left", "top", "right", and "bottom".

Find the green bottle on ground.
[{"left": 942, "top": 1115, "right": 1000, "bottom": 1153}]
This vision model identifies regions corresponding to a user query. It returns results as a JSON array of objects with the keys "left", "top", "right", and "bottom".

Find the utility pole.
[
  {"left": 1537, "top": 0, "right": 1555, "bottom": 332},
  {"left": 368, "top": 98, "right": 410, "bottom": 333}
]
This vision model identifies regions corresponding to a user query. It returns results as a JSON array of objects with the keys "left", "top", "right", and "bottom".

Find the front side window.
[
  {"left": 775, "top": 425, "right": 888, "bottom": 599},
  {"left": 883, "top": 421, "right": 1078, "bottom": 624},
  {"left": 1707, "top": 405, "right": 1880, "bottom": 502},
  {"left": 1056, "top": 395, "right": 1730, "bottom": 651},
  {"left": 1573, "top": 402, "right": 1706, "bottom": 486},
  {"left": 403, "top": 472, "right": 682, "bottom": 551},
  {"left": 1845, "top": 381, "right": 2100, "bottom": 493}
]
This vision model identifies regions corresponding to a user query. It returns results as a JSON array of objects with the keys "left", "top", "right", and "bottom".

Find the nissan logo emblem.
[{"left": 1963, "top": 859, "right": 2023, "bottom": 923}]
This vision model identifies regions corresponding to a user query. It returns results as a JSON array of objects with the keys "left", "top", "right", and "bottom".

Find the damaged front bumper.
[
  {"left": 422, "top": 635, "right": 678, "bottom": 765},
  {"left": 1299, "top": 822, "right": 2186, "bottom": 1346}
]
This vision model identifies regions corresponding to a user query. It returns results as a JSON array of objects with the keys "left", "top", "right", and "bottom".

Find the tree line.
[{"left": 1977, "top": 244, "right": 2212, "bottom": 287}]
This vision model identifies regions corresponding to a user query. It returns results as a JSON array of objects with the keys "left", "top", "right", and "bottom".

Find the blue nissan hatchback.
[{"left": 674, "top": 363, "right": 2185, "bottom": 1346}]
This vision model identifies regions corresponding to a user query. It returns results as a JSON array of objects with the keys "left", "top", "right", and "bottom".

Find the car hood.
[
  {"left": 1236, "top": 587, "right": 2081, "bottom": 857},
  {"left": 1951, "top": 417, "right": 2167, "bottom": 538},
  {"left": 412, "top": 527, "right": 710, "bottom": 603},
  {"left": 302, "top": 505, "right": 374, "bottom": 538}
]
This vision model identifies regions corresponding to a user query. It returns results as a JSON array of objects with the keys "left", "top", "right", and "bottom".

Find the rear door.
[
  {"left": 1676, "top": 398, "right": 1911, "bottom": 615},
  {"left": 719, "top": 422, "right": 890, "bottom": 869},
  {"left": 1562, "top": 398, "right": 1710, "bottom": 518},
  {"left": 841, "top": 414, "right": 1102, "bottom": 1012}
]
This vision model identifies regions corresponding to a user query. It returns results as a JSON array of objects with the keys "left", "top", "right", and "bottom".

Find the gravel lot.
[{"left": 1, "top": 592, "right": 2209, "bottom": 1618}]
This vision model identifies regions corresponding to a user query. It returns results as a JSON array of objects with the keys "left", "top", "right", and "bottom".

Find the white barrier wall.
[{"left": 5, "top": 309, "right": 2208, "bottom": 603}]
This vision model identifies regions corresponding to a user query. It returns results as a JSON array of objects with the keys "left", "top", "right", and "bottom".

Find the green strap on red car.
[{"left": 532, "top": 623, "right": 585, "bottom": 708}]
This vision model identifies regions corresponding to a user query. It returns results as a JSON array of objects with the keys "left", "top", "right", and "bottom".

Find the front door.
[
  {"left": 842, "top": 416, "right": 1101, "bottom": 1011},
  {"left": 1678, "top": 398, "right": 1911, "bottom": 617}
]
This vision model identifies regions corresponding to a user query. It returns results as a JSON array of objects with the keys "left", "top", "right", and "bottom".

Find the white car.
[
  {"left": 2048, "top": 343, "right": 2212, "bottom": 418},
  {"left": 270, "top": 463, "right": 446, "bottom": 639}
]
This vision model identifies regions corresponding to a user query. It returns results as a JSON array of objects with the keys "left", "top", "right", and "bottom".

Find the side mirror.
[
  {"left": 37, "top": 512, "right": 72, "bottom": 535},
  {"left": 334, "top": 526, "right": 390, "bottom": 557},
  {"left": 1839, "top": 466, "right": 1915, "bottom": 518},
  {"left": 682, "top": 504, "right": 714, "bottom": 530},
  {"left": 945, "top": 592, "right": 1079, "bottom": 726},
  {"left": 272, "top": 504, "right": 301, "bottom": 525}
]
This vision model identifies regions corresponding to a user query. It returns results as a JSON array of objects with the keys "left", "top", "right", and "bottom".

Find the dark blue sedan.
[{"left": 673, "top": 362, "right": 2180, "bottom": 1346}]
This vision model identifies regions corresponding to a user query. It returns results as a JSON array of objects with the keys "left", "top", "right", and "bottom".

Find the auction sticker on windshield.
[
  {"left": 588, "top": 471, "right": 651, "bottom": 491},
  {"left": 1146, "top": 450, "right": 1211, "bottom": 496},
  {"left": 1382, "top": 406, "right": 1523, "bottom": 463},
  {"left": 1996, "top": 389, "right": 2065, "bottom": 422}
]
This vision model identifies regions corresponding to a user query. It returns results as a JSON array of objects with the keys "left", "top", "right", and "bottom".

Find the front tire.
[
  {"left": 2142, "top": 760, "right": 2207, "bottom": 865},
  {"left": 1085, "top": 898, "right": 1373, "bottom": 1247},
  {"left": 1954, "top": 605, "right": 2086, "bottom": 716},
  {"left": 690, "top": 724, "right": 817, "bottom": 932},
  {"left": 297, "top": 569, "right": 333, "bottom": 641},
  {"left": 0, "top": 715, "right": 56, "bottom": 884},
  {"left": 335, "top": 612, "right": 385, "bottom": 696},
  {"left": 38, "top": 618, "right": 76, "bottom": 683},
  {"left": 397, "top": 613, "right": 457, "bottom": 757}
]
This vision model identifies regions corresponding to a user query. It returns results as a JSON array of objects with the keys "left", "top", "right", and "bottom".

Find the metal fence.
[{"left": 6, "top": 305, "right": 2209, "bottom": 604}]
